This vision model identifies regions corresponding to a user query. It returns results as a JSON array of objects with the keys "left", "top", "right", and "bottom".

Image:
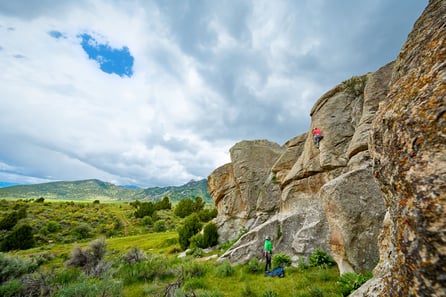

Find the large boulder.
[
  {"left": 207, "top": 140, "right": 284, "bottom": 242},
  {"left": 353, "top": 0, "right": 446, "bottom": 295}
]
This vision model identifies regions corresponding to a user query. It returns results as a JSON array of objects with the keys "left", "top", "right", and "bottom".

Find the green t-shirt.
[{"left": 264, "top": 239, "right": 272, "bottom": 252}]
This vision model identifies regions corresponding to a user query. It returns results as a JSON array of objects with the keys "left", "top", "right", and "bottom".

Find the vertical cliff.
[{"left": 353, "top": 0, "right": 446, "bottom": 295}]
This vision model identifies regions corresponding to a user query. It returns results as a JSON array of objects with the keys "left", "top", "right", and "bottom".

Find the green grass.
[{"left": 1, "top": 199, "right": 346, "bottom": 296}]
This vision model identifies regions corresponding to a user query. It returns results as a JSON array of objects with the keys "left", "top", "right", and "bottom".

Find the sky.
[{"left": 0, "top": 0, "right": 428, "bottom": 188}]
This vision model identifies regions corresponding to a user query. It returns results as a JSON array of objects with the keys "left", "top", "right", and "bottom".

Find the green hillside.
[{"left": 0, "top": 179, "right": 212, "bottom": 203}]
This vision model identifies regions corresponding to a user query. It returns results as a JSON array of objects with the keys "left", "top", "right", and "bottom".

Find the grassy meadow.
[{"left": 0, "top": 198, "right": 362, "bottom": 296}]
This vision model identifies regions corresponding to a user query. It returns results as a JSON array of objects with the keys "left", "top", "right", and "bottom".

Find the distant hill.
[{"left": 0, "top": 179, "right": 212, "bottom": 204}]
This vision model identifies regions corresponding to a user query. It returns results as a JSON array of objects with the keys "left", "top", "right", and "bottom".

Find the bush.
[
  {"left": 0, "top": 211, "right": 19, "bottom": 231},
  {"left": 122, "top": 247, "right": 147, "bottom": 264},
  {"left": 203, "top": 222, "right": 219, "bottom": 248},
  {"left": 338, "top": 271, "right": 373, "bottom": 296},
  {"left": 262, "top": 290, "right": 278, "bottom": 297},
  {"left": 178, "top": 214, "right": 202, "bottom": 250},
  {"left": 183, "top": 260, "right": 207, "bottom": 279},
  {"left": 189, "top": 233, "right": 205, "bottom": 249},
  {"left": 53, "top": 275, "right": 122, "bottom": 297},
  {"left": 272, "top": 253, "right": 291, "bottom": 268},
  {"left": 0, "top": 279, "right": 22, "bottom": 297},
  {"left": 117, "top": 254, "right": 176, "bottom": 285},
  {"left": 47, "top": 221, "right": 61, "bottom": 233},
  {"left": 71, "top": 223, "right": 92, "bottom": 240},
  {"left": 309, "top": 249, "right": 336, "bottom": 268},
  {"left": 141, "top": 215, "right": 153, "bottom": 227},
  {"left": 1, "top": 224, "right": 35, "bottom": 251},
  {"left": 154, "top": 220, "right": 167, "bottom": 232},
  {"left": 198, "top": 208, "right": 218, "bottom": 222},
  {"left": 66, "top": 238, "right": 109, "bottom": 277},
  {"left": 245, "top": 258, "right": 262, "bottom": 274},
  {"left": 215, "top": 260, "right": 234, "bottom": 277},
  {"left": 0, "top": 252, "right": 39, "bottom": 283},
  {"left": 134, "top": 202, "right": 156, "bottom": 218},
  {"left": 155, "top": 196, "right": 171, "bottom": 210},
  {"left": 174, "top": 198, "right": 195, "bottom": 218}
]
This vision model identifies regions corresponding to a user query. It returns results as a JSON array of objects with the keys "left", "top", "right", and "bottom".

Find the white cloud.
[{"left": 0, "top": 0, "right": 428, "bottom": 187}]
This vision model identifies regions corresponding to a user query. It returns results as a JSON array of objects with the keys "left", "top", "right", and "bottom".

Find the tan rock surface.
[{"left": 354, "top": 0, "right": 446, "bottom": 295}]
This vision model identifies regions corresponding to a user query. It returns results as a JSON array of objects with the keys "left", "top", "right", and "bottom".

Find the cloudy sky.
[{"left": 0, "top": 0, "right": 427, "bottom": 188}]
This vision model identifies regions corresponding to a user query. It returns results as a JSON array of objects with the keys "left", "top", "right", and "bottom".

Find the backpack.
[{"left": 264, "top": 266, "right": 285, "bottom": 278}]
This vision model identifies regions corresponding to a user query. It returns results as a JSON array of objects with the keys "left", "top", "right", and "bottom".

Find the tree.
[
  {"left": 203, "top": 222, "right": 219, "bottom": 248},
  {"left": 174, "top": 198, "right": 195, "bottom": 218},
  {"left": 0, "top": 211, "right": 19, "bottom": 231},
  {"left": 134, "top": 202, "right": 156, "bottom": 218},
  {"left": 1, "top": 224, "right": 35, "bottom": 251},
  {"left": 193, "top": 196, "right": 205, "bottom": 212},
  {"left": 155, "top": 196, "right": 171, "bottom": 210},
  {"left": 178, "top": 213, "right": 202, "bottom": 250}
]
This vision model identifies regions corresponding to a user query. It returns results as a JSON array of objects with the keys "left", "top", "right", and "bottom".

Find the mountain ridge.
[{"left": 0, "top": 178, "right": 212, "bottom": 203}]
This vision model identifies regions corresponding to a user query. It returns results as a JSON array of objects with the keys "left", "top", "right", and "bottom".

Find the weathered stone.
[
  {"left": 320, "top": 167, "right": 385, "bottom": 274},
  {"left": 355, "top": 0, "right": 446, "bottom": 295},
  {"left": 207, "top": 140, "right": 284, "bottom": 242}
]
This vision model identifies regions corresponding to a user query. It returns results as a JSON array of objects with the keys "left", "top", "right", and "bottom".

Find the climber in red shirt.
[{"left": 312, "top": 128, "right": 323, "bottom": 149}]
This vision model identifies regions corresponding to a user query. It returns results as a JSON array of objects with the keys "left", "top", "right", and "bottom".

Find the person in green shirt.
[{"left": 263, "top": 235, "right": 272, "bottom": 272}]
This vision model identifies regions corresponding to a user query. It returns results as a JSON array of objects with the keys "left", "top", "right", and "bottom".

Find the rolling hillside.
[{"left": 0, "top": 179, "right": 212, "bottom": 203}]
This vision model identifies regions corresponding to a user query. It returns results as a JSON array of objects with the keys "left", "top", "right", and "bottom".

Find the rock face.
[
  {"left": 208, "top": 2, "right": 444, "bottom": 294},
  {"left": 352, "top": 0, "right": 446, "bottom": 296},
  {"left": 207, "top": 139, "right": 284, "bottom": 243},
  {"left": 209, "top": 64, "right": 391, "bottom": 273}
]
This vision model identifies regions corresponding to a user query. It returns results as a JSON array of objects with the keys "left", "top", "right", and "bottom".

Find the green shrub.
[
  {"left": 245, "top": 258, "right": 262, "bottom": 274},
  {"left": 203, "top": 222, "right": 219, "bottom": 248},
  {"left": 338, "top": 271, "right": 372, "bottom": 296},
  {"left": 183, "top": 278, "right": 208, "bottom": 291},
  {"left": 272, "top": 253, "right": 291, "bottom": 268},
  {"left": 262, "top": 290, "right": 278, "bottom": 297},
  {"left": 47, "top": 221, "right": 61, "bottom": 233},
  {"left": 297, "top": 257, "right": 309, "bottom": 270},
  {"left": 196, "top": 290, "right": 224, "bottom": 297},
  {"left": 309, "top": 249, "right": 336, "bottom": 268},
  {"left": 134, "top": 202, "right": 156, "bottom": 218},
  {"left": 198, "top": 208, "right": 218, "bottom": 222},
  {"left": 174, "top": 198, "right": 196, "bottom": 218},
  {"left": 241, "top": 282, "right": 258, "bottom": 297},
  {"left": 153, "top": 220, "right": 167, "bottom": 232},
  {"left": 71, "top": 223, "right": 92, "bottom": 240},
  {"left": 0, "top": 211, "right": 19, "bottom": 231},
  {"left": 0, "top": 278, "right": 22, "bottom": 297},
  {"left": 215, "top": 260, "right": 234, "bottom": 277},
  {"left": 141, "top": 215, "right": 153, "bottom": 226},
  {"left": 1, "top": 224, "right": 35, "bottom": 251},
  {"left": 190, "top": 233, "right": 205, "bottom": 249},
  {"left": 154, "top": 196, "right": 171, "bottom": 210},
  {"left": 0, "top": 253, "right": 39, "bottom": 283},
  {"left": 183, "top": 260, "right": 207, "bottom": 279},
  {"left": 53, "top": 275, "right": 121, "bottom": 297},
  {"left": 178, "top": 213, "right": 202, "bottom": 250}
]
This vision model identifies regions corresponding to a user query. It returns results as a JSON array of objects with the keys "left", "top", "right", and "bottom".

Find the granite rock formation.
[
  {"left": 209, "top": 64, "right": 392, "bottom": 273},
  {"left": 208, "top": 1, "right": 445, "bottom": 294},
  {"left": 352, "top": 0, "right": 446, "bottom": 295}
]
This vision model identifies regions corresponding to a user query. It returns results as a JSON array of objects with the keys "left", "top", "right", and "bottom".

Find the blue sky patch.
[
  {"left": 78, "top": 33, "right": 134, "bottom": 77},
  {"left": 48, "top": 30, "right": 64, "bottom": 39}
]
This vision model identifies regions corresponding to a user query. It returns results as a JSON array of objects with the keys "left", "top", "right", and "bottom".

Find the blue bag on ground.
[{"left": 264, "top": 266, "right": 285, "bottom": 278}]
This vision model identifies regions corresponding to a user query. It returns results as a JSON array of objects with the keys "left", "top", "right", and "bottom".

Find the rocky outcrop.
[
  {"left": 208, "top": 2, "right": 445, "bottom": 293},
  {"left": 352, "top": 0, "right": 446, "bottom": 295},
  {"left": 207, "top": 140, "right": 284, "bottom": 243},
  {"left": 209, "top": 63, "right": 391, "bottom": 272}
]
